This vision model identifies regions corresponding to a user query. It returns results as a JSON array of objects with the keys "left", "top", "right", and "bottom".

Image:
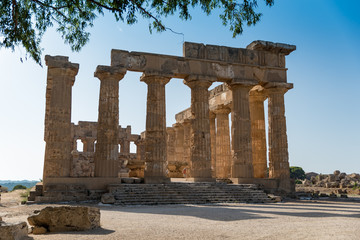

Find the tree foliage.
[
  {"left": 12, "top": 184, "right": 27, "bottom": 190},
  {"left": 0, "top": 0, "right": 274, "bottom": 65},
  {"left": 290, "top": 166, "right": 306, "bottom": 180}
]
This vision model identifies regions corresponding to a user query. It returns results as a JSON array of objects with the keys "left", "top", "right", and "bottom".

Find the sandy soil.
[{"left": 1, "top": 190, "right": 360, "bottom": 240}]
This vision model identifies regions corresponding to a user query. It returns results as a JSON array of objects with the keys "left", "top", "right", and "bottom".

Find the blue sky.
[{"left": 1, "top": 0, "right": 359, "bottom": 180}]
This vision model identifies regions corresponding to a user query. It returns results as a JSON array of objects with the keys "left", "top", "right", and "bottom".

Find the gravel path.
[{"left": 1, "top": 191, "right": 360, "bottom": 240}]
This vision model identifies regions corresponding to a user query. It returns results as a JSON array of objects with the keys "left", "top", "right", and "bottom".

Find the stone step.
[{"left": 107, "top": 183, "right": 271, "bottom": 205}]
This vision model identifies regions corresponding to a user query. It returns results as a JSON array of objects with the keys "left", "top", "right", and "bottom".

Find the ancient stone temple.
[{"left": 33, "top": 40, "right": 295, "bottom": 202}]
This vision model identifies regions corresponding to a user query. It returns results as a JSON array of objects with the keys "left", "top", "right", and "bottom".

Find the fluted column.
[
  {"left": 166, "top": 127, "right": 176, "bottom": 163},
  {"left": 94, "top": 66, "right": 126, "bottom": 177},
  {"left": 250, "top": 86, "right": 267, "bottom": 178},
  {"left": 141, "top": 73, "right": 171, "bottom": 183},
  {"left": 43, "top": 55, "right": 79, "bottom": 179},
  {"left": 184, "top": 76, "right": 214, "bottom": 181},
  {"left": 214, "top": 107, "right": 231, "bottom": 179},
  {"left": 182, "top": 120, "right": 191, "bottom": 176},
  {"left": 266, "top": 83, "right": 292, "bottom": 181},
  {"left": 229, "top": 83, "right": 255, "bottom": 179},
  {"left": 173, "top": 123, "right": 184, "bottom": 163},
  {"left": 209, "top": 112, "right": 216, "bottom": 178}
]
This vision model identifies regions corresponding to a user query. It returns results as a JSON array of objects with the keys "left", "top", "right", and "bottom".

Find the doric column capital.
[
  {"left": 45, "top": 55, "right": 79, "bottom": 74},
  {"left": 209, "top": 111, "right": 216, "bottom": 119},
  {"left": 184, "top": 75, "right": 215, "bottom": 89},
  {"left": 182, "top": 119, "right": 191, "bottom": 126},
  {"left": 172, "top": 122, "right": 184, "bottom": 130},
  {"left": 250, "top": 85, "right": 267, "bottom": 101},
  {"left": 140, "top": 72, "right": 171, "bottom": 85},
  {"left": 213, "top": 106, "right": 231, "bottom": 115},
  {"left": 94, "top": 65, "right": 126, "bottom": 81},
  {"left": 263, "top": 82, "right": 293, "bottom": 95},
  {"left": 226, "top": 77, "right": 257, "bottom": 89}
]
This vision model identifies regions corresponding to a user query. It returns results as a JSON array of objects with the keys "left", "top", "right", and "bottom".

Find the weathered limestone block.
[
  {"left": 94, "top": 66, "right": 126, "bottom": 177},
  {"left": 249, "top": 86, "right": 267, "bottom": 178},
  {"left": 184, "top": 76, "right": 214, "bottom": 181},
  {"left": 228, "top": 82, "right": 255, "bottom": 179},
  {"left": 28, "top": 206, "right": 100, "bottom": 233},
  {"left": 0, "top": 221, "right": 28, "bottom": 240},
  {"left": 71, "top": 151, "right": 95, "bottom": 177},
  {"left": 43, "top": 55, "right": 79, "bottom": 178},
  {"left": 214, "top": 107, "right": 231, "bottom": 179},
  {"left": 141, "top": 73, "right": 170, "bottom": 183},
  {"left": 101, "top": 193, "right": 115, "bottom": 204}
]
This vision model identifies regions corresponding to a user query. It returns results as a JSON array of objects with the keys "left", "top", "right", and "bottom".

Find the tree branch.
[{"left": 31, "top": 0, "right": 71, "bottom": 21}]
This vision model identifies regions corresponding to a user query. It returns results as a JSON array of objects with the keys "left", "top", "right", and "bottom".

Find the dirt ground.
[{"left": 1, "top": 190, "right": 360, "bottom": 240}]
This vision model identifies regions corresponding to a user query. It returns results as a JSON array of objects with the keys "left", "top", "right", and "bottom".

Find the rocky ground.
[{"left": 1, "top": 189, "right": 360, "bottom": 239}]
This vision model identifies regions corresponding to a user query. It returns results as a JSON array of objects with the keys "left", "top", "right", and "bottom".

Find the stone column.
[
  {"left": 120, "top": 140, "right": 130, "bottom": 154},
  {"left": 184, "top": 76, "right": 214, "bottom": 181},
  {"left": 266, "top": 83, "right": 293, "bottom": 184},
  {"left": 249, "top": 86, "right": 267, "bottom": 178},
  {"left": 228, "top": 82, "right": 255, "bottom": 180},
  {"left": 82, "top": 137, "right": 96, "bottom": 152},
  {"left": 173, "top": 123, "right": 184, "bottom": 163},
  {"left": 166, "top": 127, "right": 176, "bottom": 163},
  {"left": 183, "top": 119, "right": 191, "bottom": 177},
  {"left": 214, "top": 107, "right": 232, "bottom": 179},
  {"left": 141, "top": 73, "right": 171, "bottom": 183},
  {"left": 94, "top": 66, "right": 126, "bottom": 177},
  {"left": 43, "top": 55, "right": 79, "bottom": 179},
  {"left": 209, "top": 112, "right": 216, "bottom": 178}
]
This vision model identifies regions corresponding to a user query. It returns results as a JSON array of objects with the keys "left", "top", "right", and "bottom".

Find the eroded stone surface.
[
  {"left": 0, "top": 221, "right": 28, "bottom": 240},
  {"left": 28, "top": 206, "right": 100, "bottom": 232}
]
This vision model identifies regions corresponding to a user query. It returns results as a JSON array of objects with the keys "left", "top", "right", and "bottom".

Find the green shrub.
[
  {"left": 294, "top": 179, "right": 302, "bottom": 184},
  {"left": 12, "top": 185, "right": 27, "bottom": 191},
  {"left": 290, "top": 166, "right": 306, "bottom": 180}
]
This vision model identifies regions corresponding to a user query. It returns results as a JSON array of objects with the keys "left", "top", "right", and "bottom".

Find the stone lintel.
[
  {"left": 111, "top": 49, "right": 287, "bottom": 83},
  {"left": 175, "top": 108, "right": 192, "bottom": 124},
  {"left": 246, "top": 40, "right": 296, "bottom": 55},
  {"left": 94, "top": 65, "right": 126, "bottom": 80},
  {"left": 45, "top": 55, "right": 79, "bottom": 72},
  {"left": 183, "top": 41, "right": 294, "bottom": 67}
]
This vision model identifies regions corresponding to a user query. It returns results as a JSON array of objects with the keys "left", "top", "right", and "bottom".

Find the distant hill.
[{"left": 0, "top": 180, "right": 39, "bottom": 191}]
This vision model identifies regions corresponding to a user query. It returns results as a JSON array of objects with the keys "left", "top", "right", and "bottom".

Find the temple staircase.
[{"left": 107, "top": 182, "right": 272, "bottom": 205}]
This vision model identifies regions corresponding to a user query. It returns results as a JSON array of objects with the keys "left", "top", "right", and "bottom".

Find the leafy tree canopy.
[
  {"left": 0, "top": 0, "right": 274, "bottom": 65},
  {"left": 290, "top": 166, "right": 306, "bottom": 180}
]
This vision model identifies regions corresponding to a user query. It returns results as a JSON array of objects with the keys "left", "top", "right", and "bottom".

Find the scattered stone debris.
[
  {"left": 27, "top": 206, "right": 100, "bottom": 234},
  {"left": 302, "top": 170, "right": 360, "bottom": 190}
]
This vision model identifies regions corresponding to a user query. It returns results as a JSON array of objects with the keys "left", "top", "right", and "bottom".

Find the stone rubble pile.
[{"left": 303, "top": 170, "right": 360, "bottom": 188}]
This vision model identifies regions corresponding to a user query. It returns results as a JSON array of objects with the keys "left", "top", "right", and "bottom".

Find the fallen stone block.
[
  {"left": 101, "top": 193, "right": 115, "bottom": 204},
  {"left": 28, "top": 206, "right": 100, "bottom": 233},
  {"left": 0, "top": 221, "right": 28, "bottom": 240}
]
